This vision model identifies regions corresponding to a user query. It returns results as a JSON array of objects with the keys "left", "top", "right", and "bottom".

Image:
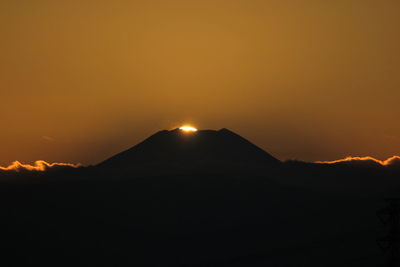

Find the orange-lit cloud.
[
  {"left": 0, "top": 160, "right": 81, "bottom": 172},
  {"left": 315, "top": 156, "right": 400, "bottom": 166}
]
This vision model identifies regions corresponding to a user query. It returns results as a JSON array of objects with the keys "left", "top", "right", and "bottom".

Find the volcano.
[{"left": 98, "top": 128, "right": 280, "bottom": 175}]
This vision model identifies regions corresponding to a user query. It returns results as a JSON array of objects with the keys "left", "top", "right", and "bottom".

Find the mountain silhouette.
[{"left": 98, "top": 128, "right": 280, "bottom": 175}]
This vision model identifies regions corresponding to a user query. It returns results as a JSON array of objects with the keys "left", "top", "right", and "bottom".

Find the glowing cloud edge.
[
  {"left": 315, "top": 156, "right": 400, "bottom": 166},
  {"left": 0, "top": 160, "right": 81, "bottom": 172},
  {"left": 1, "top": 155, "right": 399, "bottom": 172}
]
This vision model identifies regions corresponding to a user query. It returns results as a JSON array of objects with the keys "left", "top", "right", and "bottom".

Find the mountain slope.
[{"left": 98, "top": 128, "right": 280, "bottom": 175}]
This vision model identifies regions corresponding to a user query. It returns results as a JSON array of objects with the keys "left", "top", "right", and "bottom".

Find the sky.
[{"left": 0, "top": 0, "right": 399, "bottom": 166}]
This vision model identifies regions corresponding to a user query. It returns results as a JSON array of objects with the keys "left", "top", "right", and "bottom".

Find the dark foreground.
[{"left": 0, "top": 162, "right": 399, "bottom": 266}]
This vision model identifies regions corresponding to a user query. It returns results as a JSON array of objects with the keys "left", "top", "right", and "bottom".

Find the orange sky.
[{"left": 0, "top": 0, "right": 399, "bottom": 165}]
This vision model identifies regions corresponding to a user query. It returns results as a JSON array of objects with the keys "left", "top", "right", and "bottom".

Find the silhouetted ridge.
[{"left": 98, "top": 128, "right": 280, "bottom": 175}]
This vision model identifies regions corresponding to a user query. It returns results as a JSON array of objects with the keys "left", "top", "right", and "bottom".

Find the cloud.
[
  {"left": 0, "top": 160, "right": 81, "bottom": 172},
  {"left": 315, "top": 156, "right": 400, "bottom": 166}
]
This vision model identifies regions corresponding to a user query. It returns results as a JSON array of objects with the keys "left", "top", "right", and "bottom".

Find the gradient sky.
[{"left": 1, "top": 0, "right": 399, "bottom": 165}]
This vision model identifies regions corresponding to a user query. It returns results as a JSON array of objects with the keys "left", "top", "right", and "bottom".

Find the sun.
[{"left": 179, "top": 126, "right": 198, "bottom": 132}]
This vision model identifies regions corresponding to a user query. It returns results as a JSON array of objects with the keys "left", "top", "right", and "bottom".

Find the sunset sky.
[{"left": 1, "top": 0, "right": 399, "bottom": 166}]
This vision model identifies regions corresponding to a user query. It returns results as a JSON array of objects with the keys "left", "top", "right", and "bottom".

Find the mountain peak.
[{"left": 98, "top": 128, "right": 280, "bottom": 175}]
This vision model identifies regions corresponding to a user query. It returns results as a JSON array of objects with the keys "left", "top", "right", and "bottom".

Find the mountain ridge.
[{"left": 98, "top": 128, "right": 280, "bottom": 175}]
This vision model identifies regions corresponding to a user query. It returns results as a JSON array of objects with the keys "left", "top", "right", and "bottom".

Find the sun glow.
[{"left": 179, "top": 126, "right": 198, "bottom": 132}]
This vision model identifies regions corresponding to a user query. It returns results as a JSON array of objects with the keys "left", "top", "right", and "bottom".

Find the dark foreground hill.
[
  {"left": 0, "top": 129, "right": 399, "bottom": 266},
  {"left": 1, "top": 165, "right": 398, "bottom": 266}
]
